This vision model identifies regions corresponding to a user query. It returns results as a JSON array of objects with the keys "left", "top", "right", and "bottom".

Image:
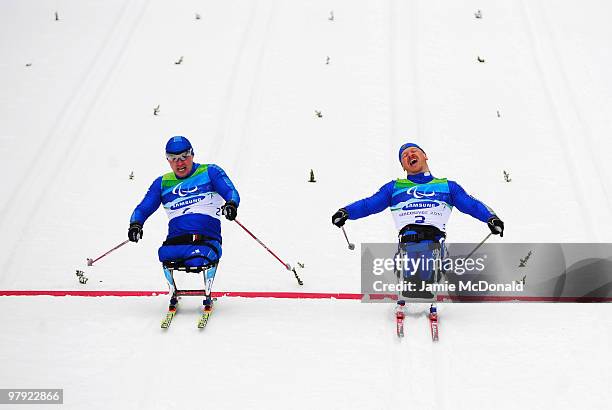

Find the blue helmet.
[
  {"left": 398, "top": 142, "right": 425, "bottom": 162},
  {"left": 165, "top": 136, "right": 193, "bottom": 154}
]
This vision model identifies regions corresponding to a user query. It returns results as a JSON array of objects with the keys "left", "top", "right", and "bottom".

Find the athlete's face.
[
  {"left": 401, "top": 147, "right": 429, "bottom": 175},
  {"left": 167, "top": 152, "right": 194, "bottom": 178}
]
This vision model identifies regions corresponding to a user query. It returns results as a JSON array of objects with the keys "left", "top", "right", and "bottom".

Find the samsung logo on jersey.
[
  {"left": 402, "top": 201, "right": 438, "bottom": 210},
  {"left": 171, "top": 197, "right": 203, "bottom": 210}
]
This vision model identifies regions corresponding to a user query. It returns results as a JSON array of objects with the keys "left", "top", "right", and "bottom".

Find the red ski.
[
  {"left": 395, "top": 300, "right": 406, "bottom": 338},
  {"left": 428, "top": 304, "right": 439, "bottom": 341}
]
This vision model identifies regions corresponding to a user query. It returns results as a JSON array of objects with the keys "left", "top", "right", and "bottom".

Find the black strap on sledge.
[
  {"left": 162, "top": 234, "right": 221, "bottom": 246},
  {"left": 399, "top": 224, "right": 446, "bottom": 243}
]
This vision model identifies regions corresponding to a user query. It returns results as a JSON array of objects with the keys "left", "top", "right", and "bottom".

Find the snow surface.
[
  {"left": 1, "top": 0, "right": 611, "bottom": 408},
  {"left": 2, "top": 297, "right": 610, "bottom": 409}
]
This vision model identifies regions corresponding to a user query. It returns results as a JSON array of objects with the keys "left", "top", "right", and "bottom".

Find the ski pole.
[
  {"left": 233, "top": 219, "right": 303, "bottom": 285},
  {"left": 86, "top": 240, "right": 130, "bottom": 266},
  {"left": 464, "top": 233, "right": 492, "bottom": 260},
  {"left": 341, "top": 226, "right": 355, "bottom": 250}
]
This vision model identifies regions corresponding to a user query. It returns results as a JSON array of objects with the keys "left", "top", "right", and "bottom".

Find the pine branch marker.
[{"left": 308, "top": 169, "right": 316, "bottom": 183}]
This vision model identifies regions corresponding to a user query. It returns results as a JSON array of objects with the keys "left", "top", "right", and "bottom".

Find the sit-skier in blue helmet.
[
  {"left": 332, "top": 142, "right": 504, "bottom": 304},
  {"left": 128, "top": 136, "right": 240, "bottom": 313}
]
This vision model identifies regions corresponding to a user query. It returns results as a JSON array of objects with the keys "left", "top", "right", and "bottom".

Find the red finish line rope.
[
  {"left": 0, "top": 290, "right": 364, "bottom": 299},
  {"left": 0, "top": 290, "right": 610, "bottom": 302}
]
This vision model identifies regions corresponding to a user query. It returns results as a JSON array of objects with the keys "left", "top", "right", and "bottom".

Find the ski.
[
  {"left": 161, "top": 307, "right": 177, "bottom": 329},
  {"left": 428, "top": 304, "right": 439, "bottom": 341},
  {"left": 197, "top": 305, "right": 213, "bottom": 329},
  {"left": 395, "top": 300, "right": 406, "bottom": 338},
  {"left": 161, "top": 306, "right": 213, "bottom": 329},
  {"left": 396, "top": 312, "right": 405, "bottom": 338}
]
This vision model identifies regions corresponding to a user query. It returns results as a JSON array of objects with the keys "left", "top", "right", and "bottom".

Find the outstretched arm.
[
  {"left": 448, "top": 180, "right": 496, "bottom": 222},
  {"left": 345, "top": 181, "right": 395, "bottom": 220},
  {"left": 130, "top": 177, "right": 163, "bottom": 224},
  {"left": 208, "top": 164, "right": 240, "bottom": 205}
]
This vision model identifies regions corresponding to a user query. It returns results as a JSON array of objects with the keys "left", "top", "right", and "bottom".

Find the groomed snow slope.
[
  {"left": 2, "top": 297, "right": 610, "bottom": 409},
  {"left": 1, "top": 0, "right": 611, "bottom": 408}
]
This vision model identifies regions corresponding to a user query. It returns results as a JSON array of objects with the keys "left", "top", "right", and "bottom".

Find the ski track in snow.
[{"left": 0, "top": 0, "right": 153, "bottom": 282}]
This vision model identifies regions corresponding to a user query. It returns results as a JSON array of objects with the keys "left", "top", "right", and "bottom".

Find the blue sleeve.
[
  {"left": 130, "top": 177, "right": 162, "bottom": 224},
  {"left": 448, "top": 180, "right": 496, "bottom": 223},
  {"left": 345, "top": 181, "right": 394, "bottom": 220},
  {"left": 208, "top": 164, "right": 240, "bottom": 205}
]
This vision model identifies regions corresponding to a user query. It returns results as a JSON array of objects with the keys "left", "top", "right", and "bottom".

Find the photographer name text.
[{"left": 372, "top": 280, "right": 524, "bottom": 293}]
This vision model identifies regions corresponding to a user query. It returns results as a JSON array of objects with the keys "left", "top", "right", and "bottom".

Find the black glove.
[
  {"left": 221, "top": 201, "right": 238, "bottom": 221},
  {"left": 332, "top": 208, "right": 349, "bottom": 227},
  {"left": 128, "top": 222, "right": 143, "bottom": 242},
  {"left": 487, "top": 216, "right": 504, "bottom": 237}
]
